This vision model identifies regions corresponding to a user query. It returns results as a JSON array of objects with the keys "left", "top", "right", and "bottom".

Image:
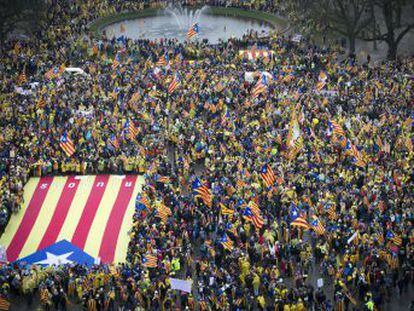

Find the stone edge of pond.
[{"left": 88, "top": 6, "right": 290, "bottom": 37}]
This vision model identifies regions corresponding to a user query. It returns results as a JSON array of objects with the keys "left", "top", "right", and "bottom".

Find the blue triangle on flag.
[{"left": 15, "top": 240, "right": 97, "bottom": 267}]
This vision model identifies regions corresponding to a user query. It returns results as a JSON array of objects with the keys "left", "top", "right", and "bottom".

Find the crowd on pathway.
[{"left": 0, "top": 0, "right": 413, "bottom": 310}]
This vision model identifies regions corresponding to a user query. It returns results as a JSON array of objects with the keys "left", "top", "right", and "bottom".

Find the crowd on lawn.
[{"left": 0, "top": 0, "right": 413, "bottom": 310}]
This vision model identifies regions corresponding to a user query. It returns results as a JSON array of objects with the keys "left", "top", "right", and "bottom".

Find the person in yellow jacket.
[
  {"left": 296, "top": 298, "right": 305, "bottom": 311},
  {"left": 257, "top": 294, "right": 266, "bottom": 309},
  {"left": 171, "top": 257, "right": 180, "bottom": 275},
  {"left": 365, "top": 299, "right": 374, "bottom": 311},
  {"left": 252, "top": 272, "right": 261, "bottom": 296}
]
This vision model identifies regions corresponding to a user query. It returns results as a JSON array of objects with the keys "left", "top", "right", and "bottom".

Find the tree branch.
[
  {"left": 358, "top": 31, "right": 388, "bottom": 41},
  {"left": 396, "top": 24, "right": 414, "bottom": 44}
]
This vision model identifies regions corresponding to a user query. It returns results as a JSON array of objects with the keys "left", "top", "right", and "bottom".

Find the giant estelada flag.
[
  {"left": 0, "top": 175, "right": 144, "bottom": 264},
  {"left": 15, "top": 240, "right": 97, "bottom": 267}
]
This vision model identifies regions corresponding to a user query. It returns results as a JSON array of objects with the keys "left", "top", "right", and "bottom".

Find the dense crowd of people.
[{"left": 0, "top": 0, "right": 413, "bottom": 310}]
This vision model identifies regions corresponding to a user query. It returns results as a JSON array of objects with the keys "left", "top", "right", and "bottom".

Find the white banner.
[
  {"left": 347, "top": 231, "right": 358, "bottom": 244},
  {"left": 170, "top": 278, "right": 193, "bottom": 293}
]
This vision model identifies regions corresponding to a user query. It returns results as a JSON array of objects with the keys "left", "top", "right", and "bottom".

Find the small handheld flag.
[
  {"left": 291, "top": 216, "right": 310, "bottom": 230},
  {"left": 18, "top": 71, "right": 27, "bottom": 84},
  {"left": 290, "top": 205, "right": 310, "bottom": 229},
  {"left": 142, "top": 254, "right": 158, "bottom": 268},
  {"left": 325, "top": 203, "right": 337, "bottom": 220},
  {"left": 220, "top": 203, "right": 234, "bottom": 216},
  {"left": 187, "top": 23, "right": 200, "bottom": 39},
  {"left": 242, "top": 207, "right": 264, "bottom": 229},
  {"left": 219, "top": 234, "right": 233, "bottom": 251},
  {"left": 156, "top": 54, "right": 168, "bottom": 67},
  {"left": 109, "top": 134, "right": 119, "bottom": 149},
  {"left": 155, "top": 203, "right": 172, "bottom": 223},
  {"left": 59, "top": 133, "right": 75, "bottom": 157},
  {"left": 124, "top": 120, "right": 138, "bottom": 140},
  {"left": 168, "top": 73, "right": 181, "bottom": 94},
  {"left": 316, "top": 71, "right": 328, "bottom": 91},
  {"left": 112, "top": 52, "right": 121, "bottom": 70},
  {"left": 251, "top": 73, "right": 268, "bottom": 98},
  {"left": 387, "top": 231, "right": 402, "bottom": 246},
  {"left": 0, "top": 297, "right": 10, "bottom": 311},
  {"left": 345, "top": 139, "right": 366, "bottom": 167},
  {"left": 157, "top": 176, "right": 171, "bottom": 184},
  {"left": 310, "top": 215, "right": 326, "bottom": 235},
  {"left": 192, "top": 178, "right": 213, "bottom": 207},
  {"left": 328, "top": 120, "right": 346, "bottom": 138},
  {"left": 136, "top": 194, "right": 150, "bottom": 211},
  {"left": 260, "top": 164, "right": 276, "bottom": 188}
]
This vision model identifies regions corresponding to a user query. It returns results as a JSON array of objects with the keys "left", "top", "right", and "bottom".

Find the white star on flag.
[{"left": 34, "top": 252, "right": 74, "bottom": 266}]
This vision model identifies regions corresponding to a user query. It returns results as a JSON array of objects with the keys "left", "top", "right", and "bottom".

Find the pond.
[{"left": 102, "top": 8, "right": 276, "bottom": 44}]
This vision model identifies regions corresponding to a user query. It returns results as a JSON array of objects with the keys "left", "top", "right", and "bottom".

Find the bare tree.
[
  {"left": 361, "top": 0, "right": 414, "bottom": 60},
  {"left": 285, "top": 0, "right": 372, "bottom": 54},
  {"left": 320, "top": 0, "right": 372, "bottom": 54},
  {"left": 284, "top": 0, "right": 317, "bottom": 33}
]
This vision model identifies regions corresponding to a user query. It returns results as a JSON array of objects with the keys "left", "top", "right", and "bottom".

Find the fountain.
[
  {"left": 102, "top": 5, "right": 278, "bottom": 43},
  {"left": 163, "top": 4, "right": 210, "bottom": 30}
]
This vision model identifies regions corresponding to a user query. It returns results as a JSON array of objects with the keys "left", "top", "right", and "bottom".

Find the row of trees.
[
  {"left": 285, "top": 0, "right": 414, "bottom": 60},
  {"left": 0, "top": 0, "right": 46, "bottom": 43},
  {"left": 0, "top": 0, "right": 412, "bottom": 60}
]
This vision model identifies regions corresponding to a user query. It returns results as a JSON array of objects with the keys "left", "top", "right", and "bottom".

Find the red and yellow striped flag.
[
  {"left": 0, "top": 297, "right": 10, "bottom": 311},
  {"left": 155, "top": 202, "right": 172, "bottom": 223},
  {"left": 0, "top": 175, "right": 144, "bottom": 264},
  {"left": 291, "top": 217, "right": 310, "bottom": 230},
  {"left": 220, "top": 203, "right": 234, "bottom": 216},
  {"left": 310, "top": 215, "right": 326, "bottom": 235}
]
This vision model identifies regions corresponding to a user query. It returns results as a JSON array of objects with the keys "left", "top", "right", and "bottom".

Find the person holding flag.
[
  {"left": 59, "top": 133, "right": 76, "bottom": 157},
  {"left": 168, "top": 73, "right": 181, "bottom": 94},
  {"left": 251, "top": 73, "right": 268, "bottom": 98}
]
